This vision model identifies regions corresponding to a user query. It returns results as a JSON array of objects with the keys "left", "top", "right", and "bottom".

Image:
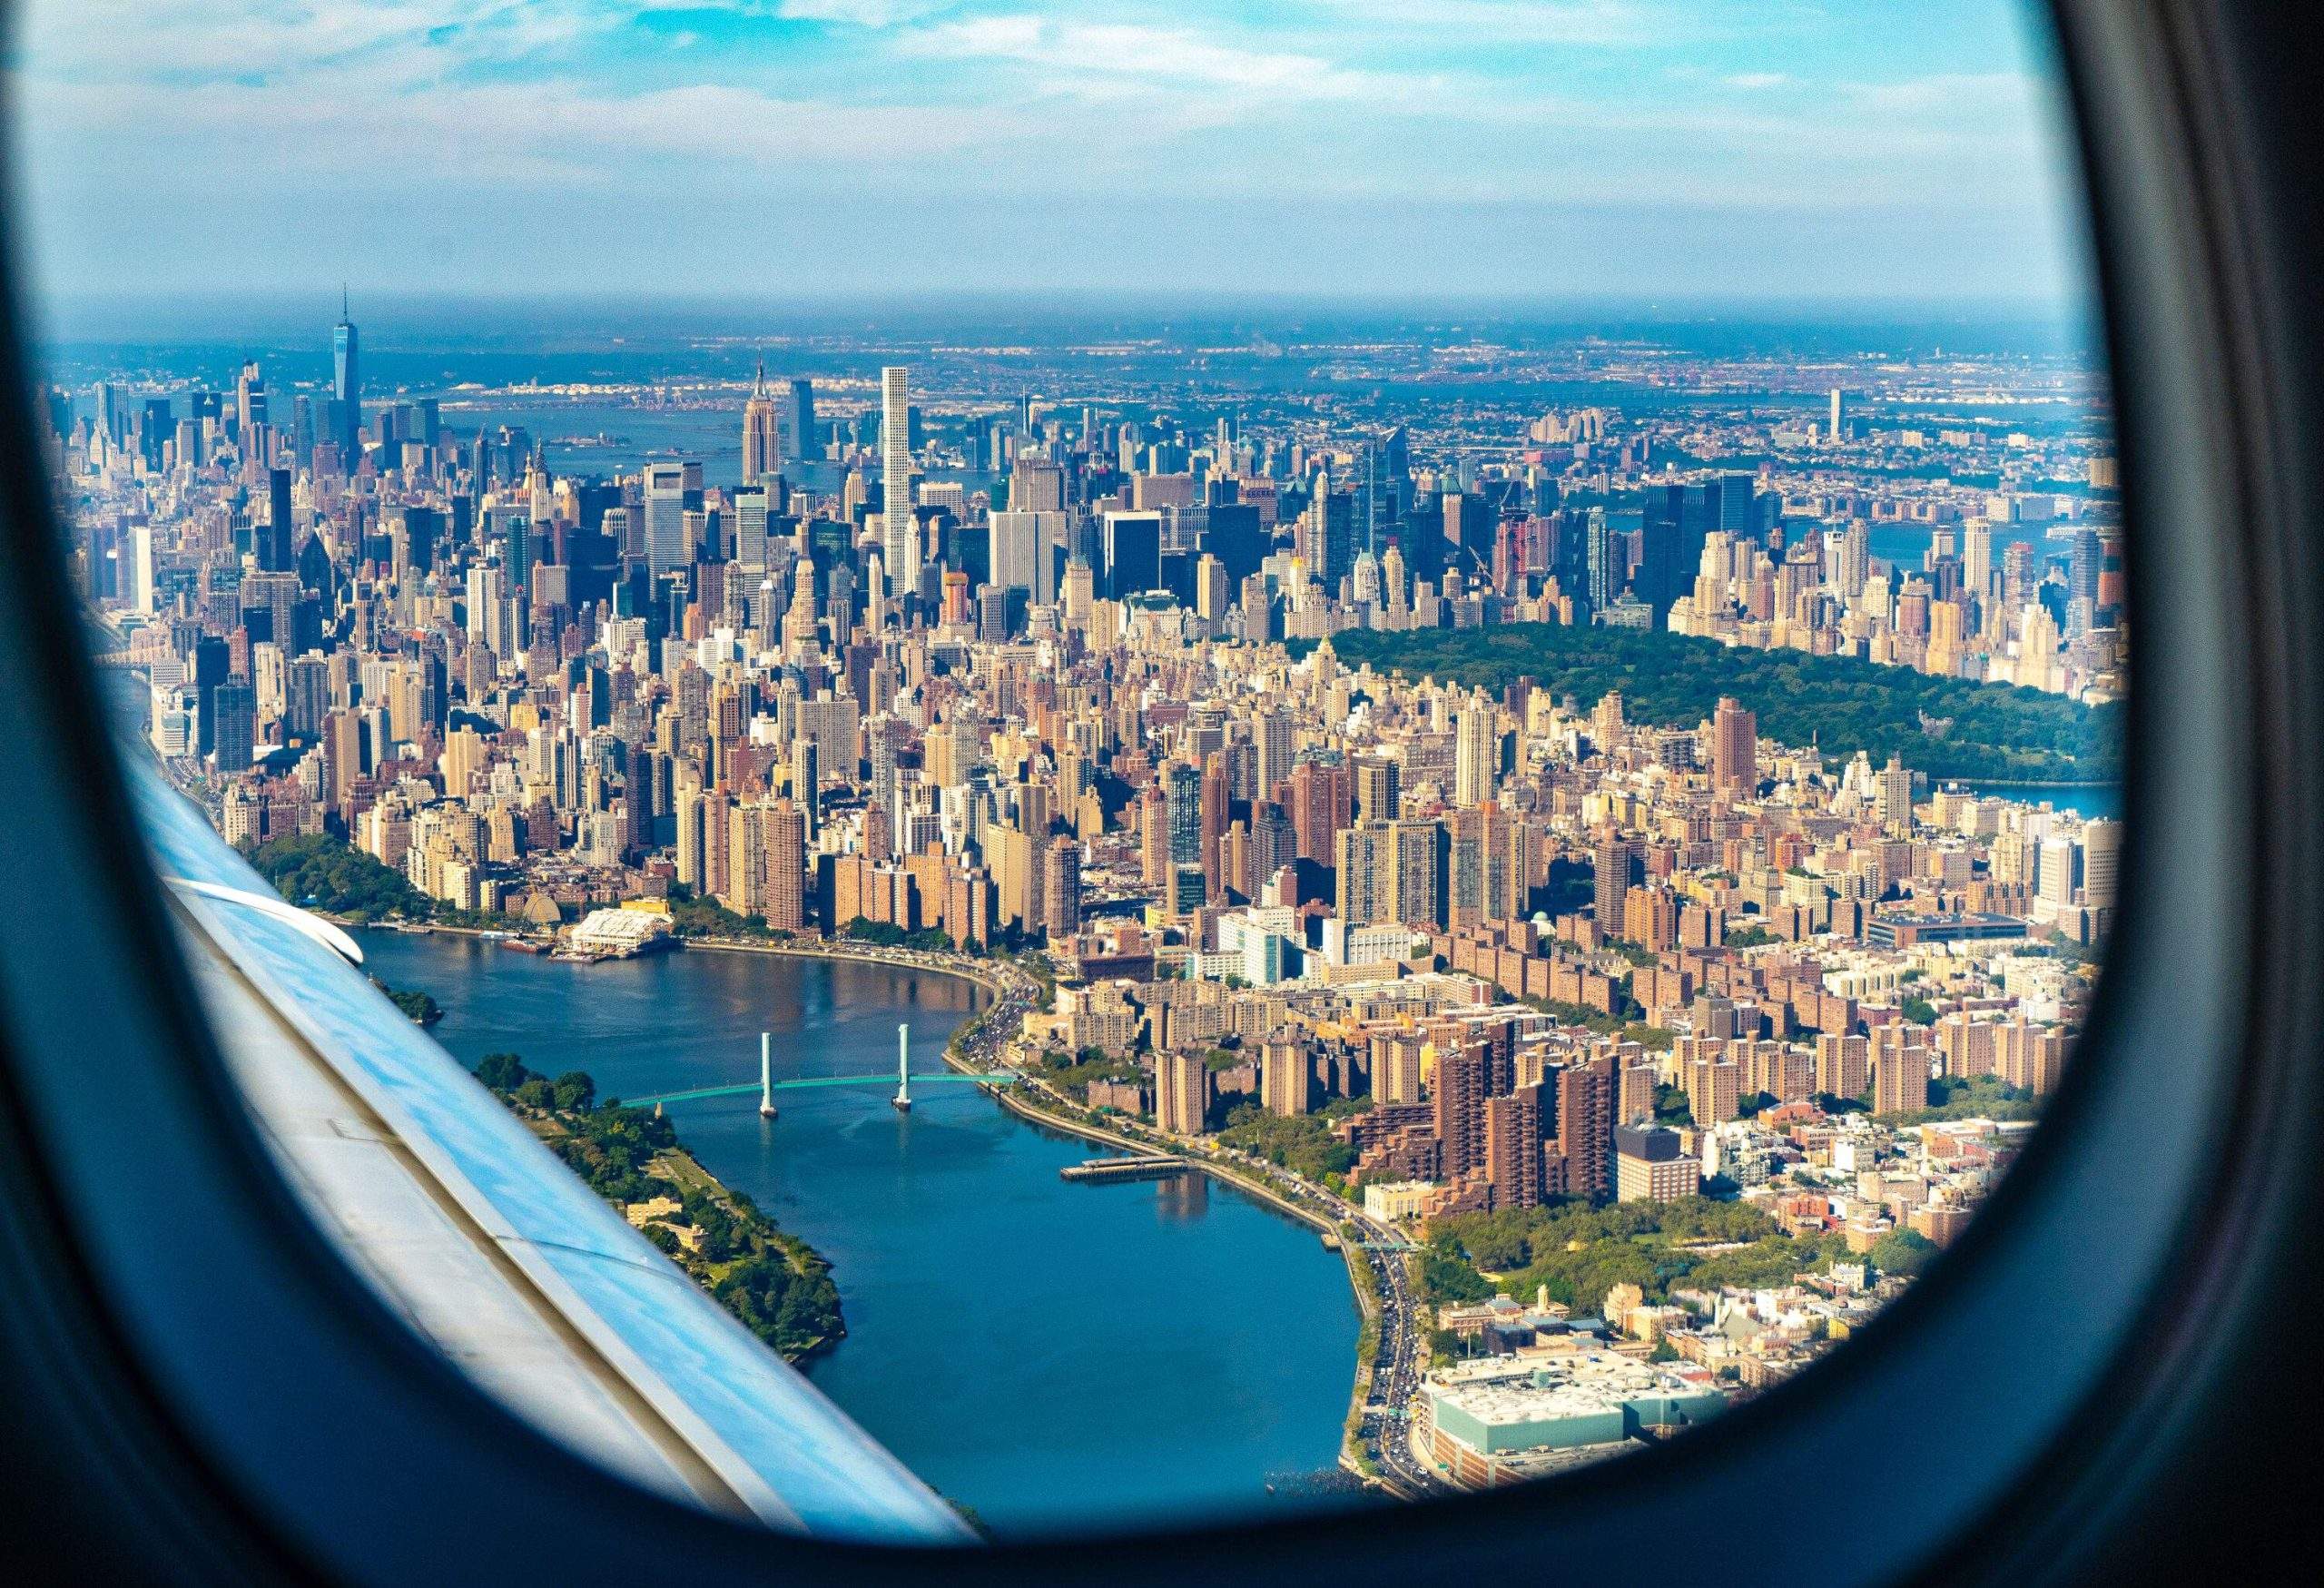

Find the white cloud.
[
  {"left": 772, "top": 0, "right": 958, "bottom": 24},
  {"left": 902, "top": 15, "right": 1412, "bottom": 101},
  {"left": 1303, "top": 0, "right": 1652, "bottom": 48},
  {"left": 1724, "top": 72, "right": 1792, "bottom": 90}
]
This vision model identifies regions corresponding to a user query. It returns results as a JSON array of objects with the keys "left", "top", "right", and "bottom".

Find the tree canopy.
[
  {"left": 1303, "top": 622, "right": 2121, "bottom": 784},
  {"left": 251, "top": 833, "right": 429, "bottom": 922}
]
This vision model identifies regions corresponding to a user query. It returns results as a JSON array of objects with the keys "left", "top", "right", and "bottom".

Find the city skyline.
[
  {"left": 13, "top": 1, "right": 2090, "bottom": 310},
  {"left": 46, "top": 285, "right": 2121, "bottom": 1514}
]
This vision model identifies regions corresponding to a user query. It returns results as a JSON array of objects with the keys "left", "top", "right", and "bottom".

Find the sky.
[{"left": 5, "top": 2, "right": 2093, "bottom": 317}]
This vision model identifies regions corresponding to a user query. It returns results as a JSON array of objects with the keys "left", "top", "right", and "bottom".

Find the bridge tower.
[
  {"left": 891, "top": 1022, "right": 912, "bottom": 1112},
  {"left": 758, "top": 1031, "right": 777, "bottom": 1119}
]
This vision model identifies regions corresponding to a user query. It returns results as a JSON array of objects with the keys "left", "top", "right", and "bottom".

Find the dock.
[{"left": 1059, "top": 1156, "right": 1189, "bottom": 1184}]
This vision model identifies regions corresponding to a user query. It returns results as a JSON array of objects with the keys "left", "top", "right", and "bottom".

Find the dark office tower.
[
  {"left": 782, "top": 378, "right": 815, "bottom": 462},
  {"left": 1104, "top": 512, "right": 1162, "bottom": 598},
  {"left": 500, "top": 515, "right": 532, "bottom": 597},
  {"left": 288, "top": 394, "right": 314, "bottom": 470},
  {"left": 1043, "top": 835, "right": 1081, "bottom": 939},
  {"left": 1314, "top": 488, "right": 1354, "bottom": 587},
  {"left": 1594, "top": 833, "right": 1631, "bottom": 927},
  {"left": 259, "top": 468, "right": 294, "bottom": 572},
  {"left": 1717, "top": 471, "right": 1758, "bottom": 537},
  {"left": 1164, "top": 761, "right": 1204, "bottom": 869},
  {"left": 140, "top": 398, "right": 173, "bottom": 471},
  {"left": 192, "top": 636, "right": 230, "bottom": 756},
  {"left": 1637, "top": 483, "right": 1687, "bottom": 621},
  {"left": 626, "top": 741, "right": 656, "bottom": 853},
  {"left": 332, "top": 290, "right": 360, "bottom": 460},
  {"left": 284, "top": 654, "right": 328, "bottom": 741},
  {"left": 416, "top": 397, "right": 440, "bottom": 450},
  {"left": 2069, "top": 528, "right": 2102, "bottom": 606},
  {"left": 1203, "top": 502, "right": 1265, "bottom": 587},
  {"left": 1381, "top": 425, "right": 1411, "bottom": 523},
  {"left": 211, "top": 684, "right": 256, "bottom": 774},
  {"left": 402, "top": 507, "right": 442, "bottom": 573}
]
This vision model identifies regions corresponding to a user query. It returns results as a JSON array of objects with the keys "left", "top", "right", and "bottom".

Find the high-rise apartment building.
[
  {"left": 1685, "top": 1056, "right": 1741, "bottom": 1127},
  {"left": 1433, "top": 1043, "right": 1489, "bottom": 1181},
  {"left": 1594, "top": 833, "right": 1631, "bottom": 929},
  {"left": 881, "top": 366, "right": 917, "bottom": 593},
  {"left": 764, "top": 800, "right": 808, "bottom": 931},
  {"left": 1552, "top": 1058, "right": 1617, "bottom": 1203},
  {"left": 1483, "top": 1085, "right": 1545, "bottom": 1210},
  {"left": 1454, "top": 694, "right": 1497, "bottom": 808},
  {"left": 1262, "top": 1042, "right": 1313, "bottom": 1118},
  {"left": 1155, "top": 1050, "right": 1209, "bottom": 1136}
]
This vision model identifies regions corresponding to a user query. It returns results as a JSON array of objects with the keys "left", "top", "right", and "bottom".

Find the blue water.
[
  {"left": 1952, "top": 781, "right": 2122, "bottom": 821},
  {"left": 355, "top": 932, "right": 1358, "bottom": 1537}
]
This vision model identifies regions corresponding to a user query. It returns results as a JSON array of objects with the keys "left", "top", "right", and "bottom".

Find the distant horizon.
[
  {"left": 13, "top": 3, "right": 2089, "bottom": 311},
  {"left": 34, "top": 287, "right": 2102, "bottom": 357}
]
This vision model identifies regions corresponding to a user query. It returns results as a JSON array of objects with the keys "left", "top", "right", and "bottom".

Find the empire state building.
[{"left": 742, "top": 356, "right": 780, "bottom": 483}]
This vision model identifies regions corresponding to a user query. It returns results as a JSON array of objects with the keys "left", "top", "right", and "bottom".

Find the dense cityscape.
[{"left": 44, "top": 301, "right": 2121, "bottom": 1502}]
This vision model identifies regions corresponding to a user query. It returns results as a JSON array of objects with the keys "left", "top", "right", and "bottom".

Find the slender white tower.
[
  {"left": 881, "top": 366, "right": 917, "bottom": 594},
  {"left": 759, "top": 1031, "right": 777, "bottom": 1118},
  {"left": 892, "top": 1021, "right": 912, "bottom": 1112}
]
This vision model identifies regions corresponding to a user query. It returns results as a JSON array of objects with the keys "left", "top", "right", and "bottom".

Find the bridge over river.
[{"left": 625, "top": 1069, "right": 1022, "bottom": 1110}]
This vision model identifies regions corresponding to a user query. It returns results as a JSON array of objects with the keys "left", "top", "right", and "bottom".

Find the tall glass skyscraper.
[
  {"left": 642, "top": 462, "right": 687, "bottom": 579},
  {"left": 331, "top": 291, "right": 359, "bottom": 461}
]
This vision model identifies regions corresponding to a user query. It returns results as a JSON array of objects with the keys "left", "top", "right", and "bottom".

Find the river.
[
  {"left": 354, "top": 931, "right": 1361, "bottom": 1538},
  {"left": 1951, "top": 781, "right": 2122, "bottom": 821}
]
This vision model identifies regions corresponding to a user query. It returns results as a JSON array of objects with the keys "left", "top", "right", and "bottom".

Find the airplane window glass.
[{"left": 11, "top": 0, "right": 2117, "bottom": 1541}]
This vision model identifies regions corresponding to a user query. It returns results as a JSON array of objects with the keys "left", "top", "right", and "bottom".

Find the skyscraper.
[
  {"left": 742, "top": 358, "right": 781, "bottom": 484},
  {"left": 1454, "top": 693, "right": 1497, "bottom": 808},
  {"left": 1594, "top": 833, "right": 1631, "bottom": 928},
  {"left": 263, "top": 467, "right": 295, "bottom": 573},
  {"left": 784, "top": 379, "right": 816, "bottom": 462},
  {"left": 991, "top": 510, "right": 1060, "bottom": 602},
  {"left": 642, "top": 462, "right": 687, "bottom": 578},
  {"left": 332, "top": 290, "right": 360, "bottom": 462},
  {"left": 1710, "top": 696, "right": 1757, "bottom": 800},
  {"left": 734, "top": 484, "right": 771, "bottom": 570},
  {"left": 1585, "top": 506, "right": 1617, "bottom": 616},
  {"left": 1164, "top": 761, "right": 1203, "bottom": 869},
  {"left": 881, "top": 366, "right": 917, "bottom": 594},
  {"left": 204, "top": 681, "right": 253, "bottom": 776}
]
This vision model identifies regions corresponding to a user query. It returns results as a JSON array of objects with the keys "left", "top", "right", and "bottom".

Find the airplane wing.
[{"left": 128, "top": 762, "right": 974, "bottom": 1545}]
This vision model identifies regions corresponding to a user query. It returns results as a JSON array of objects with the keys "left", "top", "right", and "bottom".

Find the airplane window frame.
[{"left": 0, "top": 1, "right": 2305, "bottom": 1579}]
